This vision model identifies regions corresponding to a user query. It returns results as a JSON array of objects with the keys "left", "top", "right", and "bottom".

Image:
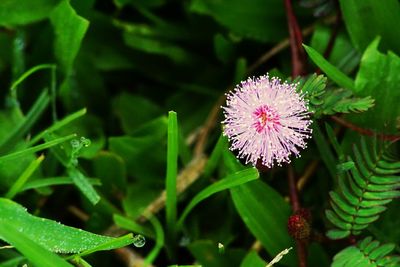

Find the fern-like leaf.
[
  {"left": 326, "top": 137, "right": 400, "bottom": 239},
  {"left": 322, "top": 88, "right": 375, "bottom": 115},
  {"left": 296, "top": 74, "right": 374, "bottom": 117},
  {"left": 332, "top": 236, "right": 400, "bottom": 267}
]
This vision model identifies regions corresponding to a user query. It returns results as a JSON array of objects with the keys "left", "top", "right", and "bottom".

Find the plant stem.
[
  {"left": 331, "top": 115, "right": 400, "bottom": 141},
  {"left": 288, "top": 166, "right": 307, "bottom": 267},
  {"left": 284, "top": 0, "right": 307, "bottom": 77}
]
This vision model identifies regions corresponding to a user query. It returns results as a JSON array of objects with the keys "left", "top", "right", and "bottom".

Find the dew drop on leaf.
[{"left": 133, "top": 234, "right": 145, "bottom": 248}]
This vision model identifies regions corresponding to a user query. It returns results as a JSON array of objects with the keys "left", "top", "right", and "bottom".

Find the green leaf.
[
  {"left": 350, "top": 37, "right": 400, "bottom": 133},
  {"left": 0, "top": 220, "right": 72, "bottom": 267},
  {"left": 332, "top": 237, "right": 399, "bottom": 266},
  {"left": 0, "top": 198, "right": 129, "bottom": 254},
  {"left": 231, "top": 180, "right": 296, "bottom": 266},
  {"left": 165, "top": 111, "right": 178, "bottom": 243},
  {"left": 5, "top": 154, "right": 45, "bottom": 199},
  {"left": 177, "top": 167, "right": 259, "bottom": 228},
  {"left": 240, "top": 251, "right": 266, "bottom": 267},
  {"left": 112, "top": 93, "right": 163, "bottom": 135},
  {"left": 339, "top": 0, "right": 400, "bottom": 54},
  {"left": 0, "top": 0, "right": 59, "bottom": 26},
  {"left": 68, "top": 167, "right": 100, "bottom": 205},
  {"left": 190, "top": 0, "right": 287, "bottom": 42},
  {"left": 21, "top": 176, "right": 100, "bottom": 192},
  {"left": 113, "top": 214, "right": 155, "bottom": 239},
  {"left": 144, "top": 216, "right": 165, "bottom": 265},
  {"left": 0, "top": 134, "right": 76, "bottom": 164},
  {"left": 0, "top": 90, "right": 50, "bottom": 154},
  {"left": 29, "top": 108, "right": 87, "bottom": 146},
  {"left": 50, "top": 0, "right": 89, "bottom": 73},
  {"left": 303, "top": 44, "right": 355, "bottom": 91}
]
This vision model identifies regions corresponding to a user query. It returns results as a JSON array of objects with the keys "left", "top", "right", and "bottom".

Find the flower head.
[{"left": 222, "top": 75, "right": 312, "bottom": 168}]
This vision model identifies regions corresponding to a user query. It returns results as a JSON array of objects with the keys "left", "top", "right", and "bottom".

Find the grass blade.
[
  {"left": 144, "top": 216, "right": 165, "bottom": 266},
  {"left": 0, "top": 134, "right": 76, "bottom": 163},
  {"left": 177, "top": 167, "right": 259, "bottom": 228},
  {"left": 10, "top": 64, "right": 56, "bottom": 92},
  {"left": 68, "top": 168, "right": 101, "bottom": 205},
  {"left": 0, "top": 90, "right": 50, "bottom": 154},
  {"left": 165, "top": 111, "right": 178, "bottom": 246},
  {"left": 21, "top": 177, "right": 101, "bottom": 192},
  {"left": 5, "top": 154, "right": 45, "bottom": 199},
  {"left": 113, "top": 214, "right": 155, "bottom": 239},
  {"left": 29, "top": 108, "right": 87, "bottom": 146},
  {"left": 303, "top": 44, "right": 355, "bottom": 91}
]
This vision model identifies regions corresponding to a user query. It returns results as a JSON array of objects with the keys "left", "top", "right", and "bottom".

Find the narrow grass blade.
[
  {"left": 5, "top": 154, "right": 45, "bottom": 199},
  {"left": 203, "top": 134, "right": 227, "bottom": 178},
  {"left": 113, "top": 214, "right": 155, "bottom": 239},
  {"left": 29, "top": 108, "right": 87, "bottom": 146},
  {"left": 165, "top": 111, "right": 178, "bottom": 244},
  {"left": 177, "top": 167, "right": 259, "bottom": 228},
  {"left": 68, "top": 168, "right": 100, "bottom": 205},
  {"left": 0, "top": 134, "right": 76, "bottom": 163},
  {"left": 67, "top": 234, "right": 135, "bottom": 259},
  {"left": 303, "top": 44, "right": 355, "bottom": 91},
  {"left": 10, "top": 64, "right": 56, "bottom": 92},
  {"left": 21, "top": 177, "right": 101, "bottom": 192},
  {"left": 0, "top": 90, "right": 50, "bottom": 154},
  {"left": 144, "top": 216, "right": 165, "bottom": 266}
]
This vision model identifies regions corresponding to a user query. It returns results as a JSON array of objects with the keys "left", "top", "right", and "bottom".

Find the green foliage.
[
  {"left": 339, "top": 0, "right": 400, "bottom": 54},
  {"left": 0, "top": 199, "right": 134, "bottom": 254},
  {"left": 297, "top": 74, "right": 374, "bottom": 118},
  {"left": 332, "top": 236, "right": 400, "bottom": 267},
  {"left": 1, "top": 0, "right": 400, "bottom": 266},
  {"left": 326, "top": 137, "right": 400, "bottom": 239}
]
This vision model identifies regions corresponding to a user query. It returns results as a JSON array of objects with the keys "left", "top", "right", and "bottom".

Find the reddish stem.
[
  {"left": 331, "top": 115, "right": 400, "bottom": 141},
  {"left": 288, "top": 166, "right": 307, "bottom": 267},
  {"left": 284, "top": 0, "right": 307, "bottom": 77}
]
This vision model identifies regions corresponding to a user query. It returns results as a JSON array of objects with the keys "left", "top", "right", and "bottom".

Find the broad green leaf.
[
  {"left": 303, "top": 44, "right": 355, "bottom": 91},
  {"left": 190, "top": 0, "right": 287, "bottom": 42},
  {"left": 177, "top": 167, "right": 259, "bottom": 228},
  {"left": 350, "top": 37, "right": 400, "bottom": 133},
  {"left": 50, "top": 0, "right": 89, "bottom": 73},
  {"left": 339, "top": 0, "right": 400, "bottom": 54},
  {"left": 0, "top": 198, "right": 129, "bottom": 254},
  {"left": 122, "top": 31, "right": 195, "bottom": 64},
  {"left": 231, "top": 181, "right": 296, "bottom": 266},
  {"left": 240, "top": 251, "right": 266, "bottom": 267},
  {"left": 112, "top": 93, "right": 163, "bottom": 135},
  {"left": 92, "top": 151, "right": 127, "bottom": 196},
  {"left": 0, "top": 220, "right": 72, "bottom": 267},
  {"left": 0, "top": 0, "right": 59, "bottom": 26}
]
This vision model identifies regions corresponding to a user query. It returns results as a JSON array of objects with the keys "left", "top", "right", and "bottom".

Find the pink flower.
[{"left": 222, "top": 75, "right": 312, "bottom": 168}]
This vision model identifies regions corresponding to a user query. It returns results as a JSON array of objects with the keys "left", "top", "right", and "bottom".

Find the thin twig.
[
  {"left": 297, "top": 160, "right": 319, "bottom": 192},
  {"left": 331, "top": 115, "right": 400, "bottom": 141}
]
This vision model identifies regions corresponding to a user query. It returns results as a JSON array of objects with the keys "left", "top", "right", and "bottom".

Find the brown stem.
[
  {"left": 288, "top": 166, "right": 300, "bottom": 212},
  {"left": 288, "top": 166, "right": 307, "bottom": 267},
  {"left": 331, "top": 115, "right": 400, "bottom": 141},
  {"left": 284, "top": 0, "right": 307, "bottom": 77}
]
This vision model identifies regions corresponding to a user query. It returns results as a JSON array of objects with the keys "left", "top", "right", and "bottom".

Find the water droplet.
[
  {"left": 71, "top": 139, "right": 80, "bottom": 149},
  {"left": 133, "top": 235, "right": 145, "bottom": 248},
  {"left": 80, "top": 137, "right": 91, "bottom": 147}
]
